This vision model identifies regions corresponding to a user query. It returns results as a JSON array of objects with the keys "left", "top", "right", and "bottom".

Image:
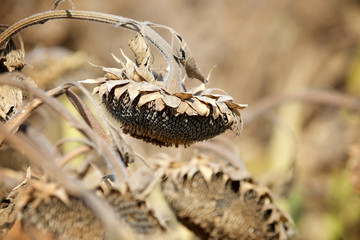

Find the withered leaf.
[
  {"left": 129, "top": 34, "right": 156, "bottom": 83},
  {"left": 0, "top": 84, "right": 23, "bottom": 121},
  {"left": 129, "top": 34, "right": 151, "bottom": 68},
  {"left": 172, "top": 34, "right": 207, "bottom": 83}
]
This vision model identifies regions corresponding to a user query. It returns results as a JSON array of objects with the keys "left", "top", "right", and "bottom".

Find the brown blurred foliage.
[{"left": 1, "top": 0, "right": 360, "bottom": 239}]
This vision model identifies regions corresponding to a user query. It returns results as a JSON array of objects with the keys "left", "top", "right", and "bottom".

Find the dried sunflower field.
[{"left": 1, "top": 0, "right": 360, "bottom": 239}]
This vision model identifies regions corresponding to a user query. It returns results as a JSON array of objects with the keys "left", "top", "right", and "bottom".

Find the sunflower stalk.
[{"left": 0, "top": 9, "right": 207, "bottom": 94}]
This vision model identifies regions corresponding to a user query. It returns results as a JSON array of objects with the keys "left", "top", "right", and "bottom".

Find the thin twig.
[{"left": 66, "top": 89, "right": 109, "bottom": 144}]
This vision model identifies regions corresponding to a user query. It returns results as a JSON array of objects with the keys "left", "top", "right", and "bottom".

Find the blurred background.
[{"left": 1, "top": 0, "right": 360, "bottom": 239}]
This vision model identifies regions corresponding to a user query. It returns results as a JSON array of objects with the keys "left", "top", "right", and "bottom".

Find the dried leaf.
[
  {"left": 129, "top": 34, "right": 156, "bottom": 83},
  {"left": 0, "top": 84, "right": 23, "bottom": 121},
  {"left": 129, "top": 34, "right": 151, "bottom": 68},
  {"left": 172, "top": 34, "right": 207, "bottom": 83}
]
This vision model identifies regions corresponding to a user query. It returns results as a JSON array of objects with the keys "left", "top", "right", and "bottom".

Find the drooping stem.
[{"left": 0, "top": 10, "right": 182, "bottom": 93}]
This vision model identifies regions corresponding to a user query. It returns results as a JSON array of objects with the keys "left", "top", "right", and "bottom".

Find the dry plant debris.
[
  {"left": 0, "top": 2, "right": 305, "bottom": 240},
  {"left": 153, "top": 152, "right": 297, "bottom": 240},
  {"left": 0, "top": 176, "right": 165, "bottom": 240}
]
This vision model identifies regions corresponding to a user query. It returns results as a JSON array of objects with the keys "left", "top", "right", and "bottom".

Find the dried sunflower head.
[
  {"left": 86, "top": 34, "right": 247, "bottom": 147},
  {"left": 93, "top": 78, "right": 246, "bottom": 147},
  {"left": 0, "top": 177, "right": 165, "bottom": 239},
  {"left": 152, "top": 153, "right": 297, "bottom": 240}
]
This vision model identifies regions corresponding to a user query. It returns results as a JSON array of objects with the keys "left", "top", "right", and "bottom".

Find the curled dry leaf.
[
  {"left": 0, "top": 26, "right": 25, "bottom": 73},
  {"left": 0, "top": 74, "right": 36, "bottom": 122},
  {"left": 172, "top": 33, "right": 207, "bottom": 83},
  {"left": 153, "top": 153, "right": 297, "bottom": 240},
  {"left": 0, "top": 83, "right": 23, "bottom": 122}
]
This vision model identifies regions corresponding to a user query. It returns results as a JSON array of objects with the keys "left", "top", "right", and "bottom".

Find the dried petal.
[
  {"left": 198, "top": 165, "right": 213, "bottom": 182},
  {"left": 212, "top": 104, "right": 221, "bottom": 119},
  {"left": 138, "top": 92, "right": 162, "bottom": 107},
  {"left": 223, "top": 101, "right": 248, "bottom": 110},
  {"left": 176, "top": 101, "right": 189, "bottom": 114},
  {"left": 185, "top": 104, "right": 198, "bottom": 116},
  {"left": 114, "top": 86, "right": 128, "bottom": 100},
  {"left": 161, "top": 94, "right": 181, "bottom": 108},
  {"left": 186, "top": 98, "right": 209, "bottom": 116},
  {"left": 137, "top": 82, "right": 160, "bottom": 92},
  {"left": 218, "top": 95, "right": 233, "bottom": 102},
  {"left": 103, "top": 67, "right": 123, "bottom": 79},
  {"left": 154, "top": 98, "right": 165, "bottom": 111},
  {"left": 127, "top": 82, "right": 142, "bottom": 101},
  {"left": 194, "top": 95, "right": 217, "bottom": 107},
  {"left": 173, "top": 92, "right": 193, "bottom": 100}
]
